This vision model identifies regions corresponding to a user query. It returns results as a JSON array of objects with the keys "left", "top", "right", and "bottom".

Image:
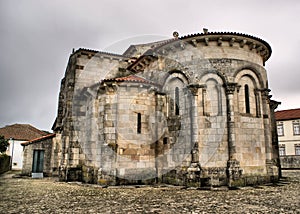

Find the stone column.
[
  {"left": 154, "top": 90, "right": 166, "bottom": 183},
  {"left": 186, "top": 84, "right": 201, "bottom": 185},
  {"left": 261, "top": 89, "right": 279, "bottom": 179},
  {"left": 188, "top": 84, "right": 200, "bottom": 156},
  {"left": 225, "top": 83, "right": 242, "bottom": 186},
  {"left": 225, "top": 83, "right": 237, "bottom": 159},
  {"left": 270, "top": 99, "right": 281, "bottom": 178},
  {"left": 261, "top": 89, "right": 273, "bottom": 161}
]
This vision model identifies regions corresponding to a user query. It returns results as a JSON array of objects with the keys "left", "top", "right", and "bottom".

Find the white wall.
[
  {"left": 6, "top": 139, "right": 25, "bottom": 170},
  {"left": 278, "top": 120, "right": 300, "bottom": 155}
]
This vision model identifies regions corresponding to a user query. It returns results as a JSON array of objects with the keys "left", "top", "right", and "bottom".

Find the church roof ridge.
[{"left": 74, "top": 48, "right": 129, "bottom": 58}]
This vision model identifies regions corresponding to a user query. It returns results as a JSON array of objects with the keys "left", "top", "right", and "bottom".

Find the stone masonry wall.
[
  {"left": 22, "top": 138, "right": 53, "bottom": 176},
  {"left": 54, "top": 33, "right": 279, "bottom": 187}
]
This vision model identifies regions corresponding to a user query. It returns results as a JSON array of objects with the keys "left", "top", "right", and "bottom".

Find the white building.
[
  {"left": 0, "top": 124, "right": 48, "bottom": 170},
  {"left": 275, "top": 109, "right": 300, "bottom": 156}
]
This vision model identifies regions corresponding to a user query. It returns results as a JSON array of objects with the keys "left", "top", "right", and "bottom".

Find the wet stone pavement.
[{"left": 0, "top": 171, "right": 299, "bottom": 213}]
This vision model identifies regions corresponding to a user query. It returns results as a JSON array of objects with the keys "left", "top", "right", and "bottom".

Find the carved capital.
[
  {"left": 260, "top": 88, "right": 271, "bottom": 97},
  {"left": 224, "top": 83, "right": 237, "bottom": 94},
  {"left": 188, "top": 84, "right": 201, "bottom": 96}
]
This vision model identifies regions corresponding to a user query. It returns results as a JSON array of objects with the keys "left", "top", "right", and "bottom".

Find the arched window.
[
  {"left": 175, "top": 87, "right": 180, "bottom": 115},
  {"left": 205, "top": 79, "right": 223, "bottom": 116},
  {"left": 245, "top": 84, "right": 250, "bottom": 114},
  {"left": 137, "top": 113, "right": 141, "bottom": 134}
]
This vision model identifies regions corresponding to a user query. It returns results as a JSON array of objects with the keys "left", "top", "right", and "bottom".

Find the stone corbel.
[
  {"left": 191, "top": 39, "right": 197, "bottom": 47},
  {"left": 218, "top": 37, "right": 223, "bottom": 46},
  {"left": 240, "top": 39, "right": 247, "bottom": 48},
  {"left": 250, "top": 42, "right": 256, "bottom": 50},
  {"left": 260, "top": 88, "right": 271, "bottom": 98},
  {"left": 270, "top": 100, "right": 281, "bottom": 111},
  {"left": 204, "top": 37, "right": 209, "bottom": 46},
  {"left": 229, "top": 38, "right": 236, "bottom": 46},
  {"left": 260, "top": 49, "right": 267, "bottom": 56},
  {"left": 256, "top": 46, "right": 263, "bottom": 52}
]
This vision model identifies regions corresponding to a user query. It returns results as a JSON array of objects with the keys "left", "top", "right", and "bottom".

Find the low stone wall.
[
  {"left": 0, "top": 155, "right": 11, "bottom": 174},
  {"left": 280, "top": 156, "right": 300, "bottom": 169},
  {"left": 60, "top": 164, "right": 279, "bottom": 188}
]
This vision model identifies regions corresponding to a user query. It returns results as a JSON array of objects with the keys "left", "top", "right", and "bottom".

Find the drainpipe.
[{"left": 9, "top": 138, "right": 15, "bottom": 170}]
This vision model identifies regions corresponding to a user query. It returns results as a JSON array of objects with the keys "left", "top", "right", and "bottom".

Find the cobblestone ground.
[{"left": 0, "top": 171, "right": 299, "bottom": 214}]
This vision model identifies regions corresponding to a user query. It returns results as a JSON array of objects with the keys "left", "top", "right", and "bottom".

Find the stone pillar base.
[
  {"left": 266, "top": 159, "right": 279, "bottom": 177},
  {"left": 227, "top": 159, "right": 243, "bottom": 187},
  {"left": 59, "top": 165, "right": 82, "bottom": 182}
]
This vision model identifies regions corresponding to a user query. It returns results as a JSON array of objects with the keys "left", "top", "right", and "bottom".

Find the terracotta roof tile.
[
  {"left": 103, "top": 75, "right": 159, "bottom": 86},
  {"left": 21, "top": 133, "right": 56, "bottom": 146},
  {"left": 275, "top": 108, "right": 300, "bottom": 121},
  {"left": 0, "top": 124, "right": 48, "bottom": 141}
]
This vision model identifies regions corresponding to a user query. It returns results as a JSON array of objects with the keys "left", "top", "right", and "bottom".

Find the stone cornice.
[
  {"left": 127, "top": 31, "right": 272, "bottom": 73},
  {"left": 178, "top": 32, "right": 271, "bottom": 61}
]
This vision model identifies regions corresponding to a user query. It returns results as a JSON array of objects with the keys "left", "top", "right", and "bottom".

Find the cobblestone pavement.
[{"left": 0, "top": 171, "right": 299, "bottom": 214}]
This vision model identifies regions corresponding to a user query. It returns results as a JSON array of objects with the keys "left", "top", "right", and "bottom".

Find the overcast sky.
[{"left": 0, "top": 0, "right": 299, "bottom": 131}]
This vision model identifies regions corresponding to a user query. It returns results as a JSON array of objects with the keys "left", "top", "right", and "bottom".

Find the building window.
[
  {"left": 163, "top": 137, "right": 168, "bottom": 145},
  {"left": 279, "top": 145, "right": 286, "bottom": 156},
  {"left": 245, "top": 84, "right": 250, "bottom": 114},
  {"left": 137, "top": 113, "right": 141, "bottom": 134},
  {"left": 293, "top": 121, "right": 300, "bottom": 135},
  {"left": 175, "top": 87, "right": 180, "bottom": 115},
  {"left": 295, "top": 144, "right": 300, "bottom": 155},
  {"left": 277, "top": 123, "right": 284, "bottom": 136}
]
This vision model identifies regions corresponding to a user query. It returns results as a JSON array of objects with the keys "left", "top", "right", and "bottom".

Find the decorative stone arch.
[
  {"left": 198, "top": 72, "right": 226, "bottom": 116},
  {"left": 198, "top": 69, "right": 227, "bottom": 86},
  {"left": 163, "top": 70, "right": 189, "bottom": 88},
  {"left": 235, "top": 69, "right": 262, "bottom": 117},
  {"left": 234, "top": 66, "right": 265, "bottom": 89},
  {"left": 163, "top": 70, "right": 189, "bottom": 117}
]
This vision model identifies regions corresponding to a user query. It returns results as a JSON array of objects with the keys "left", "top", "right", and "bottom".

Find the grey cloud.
[{"left": 0, "top": 0, "right": 299, "bottom": 130}]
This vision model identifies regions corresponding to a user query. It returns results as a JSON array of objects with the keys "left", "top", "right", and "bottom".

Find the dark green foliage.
[{"left": 0, "top": 135, "right": 9, "bottom": 154}]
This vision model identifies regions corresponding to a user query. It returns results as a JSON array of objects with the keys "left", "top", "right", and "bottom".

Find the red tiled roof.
[
  {"left": 0, "top": 124, "right": 48, "bottom": 141},
  {"left": 115, "top": 75, "right": 151, "bottom": 83},
  {"left": 21, "top": 133, "right": 56, "bottom": 146},
  {"left": 275, "top": 108, "right": 300, "bottom": 121}
]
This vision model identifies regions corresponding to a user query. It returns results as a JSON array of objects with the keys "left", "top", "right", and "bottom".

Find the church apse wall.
[{"left": 53, "top": 31, "right": 280, "bottom": 187}]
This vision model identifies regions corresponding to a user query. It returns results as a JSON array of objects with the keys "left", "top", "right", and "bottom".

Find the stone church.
[{"left": 51, "top": 30, "right": 281, "bottom": 187}]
